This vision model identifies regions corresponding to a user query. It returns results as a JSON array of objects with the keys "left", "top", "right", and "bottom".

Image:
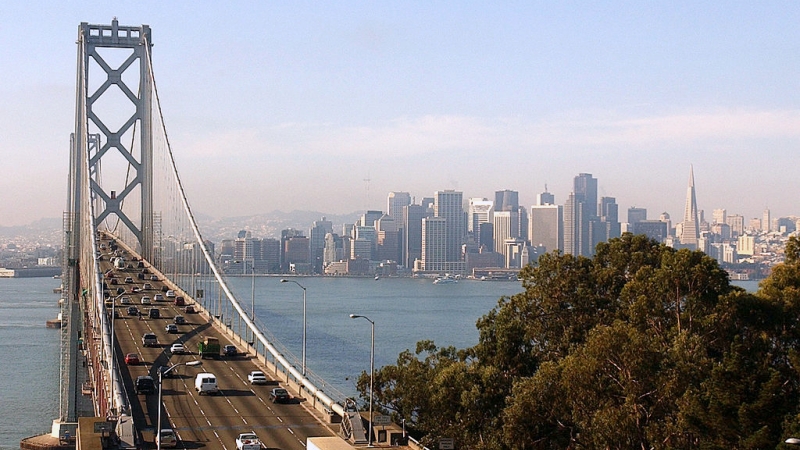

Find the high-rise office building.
[
  {"left": 679, "top": 166, "right": 700, "bottom": 247},
  {"left": 712, "top": 209, "right": 727, "bottom": 224},
  {"left": 599, "top": 197, "right": 621, "bottom": 241},
  {"left": 434, "top": 190, "right": 465, "bottom": 262},
  {"left": 763, "top": 209, "right": 771, "bottom": 232},
  {"left": 495, "top": 190, "right": 519, "bottom": 212},
  {"left": 517, "top": 206, "right": 529, "bottom": 242},
  {"left": 309, "top": 217, "right": 333, "bottom": 274},
  {"left": 537, "top": 187, "right": 555, "bottom": 206},
  {"left": 726, "top": 214, "right": 744, "bottom": 237},
  {"left": 493, "top": 210, "right": 519, "bottom": 263},
  {"left": 564, "top": 173, "right": 598, "bottom": 256},
  {"left": 387, "top": 192, "right": 411, "bottom": 224},
  {"left": 421, "top": 217, "right": 447, "bottom": 271},
  {"left": 628, "top": 207, "right": 647, "bottom": 224},
  {"left": 468, "top": 198, "right": 494, "bottom": 234},
  {"left": 403, "top": 204, "right": 428, "bottom": 268},
  {"left": 530, "top": 204, "right": 563, "bottom": 254},
  {"left": 375, "top": 214, "right": 399, "bottom": 262}
]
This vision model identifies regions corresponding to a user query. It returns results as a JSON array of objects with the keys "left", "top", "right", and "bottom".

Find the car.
[
  {"left": 120, "top": 296, "right": 132, "bottom": 305},
  {"left": 174, "top": 315, "right": 186, "bottom": 325},
  {"left": 166, "top": 290, "right": 176, "bottom": 298},
  {"left": 149, "top": 308, "right": 160, "bottom": 319},
  {"left": 110, "top": 278, "right": 119, "bottom": 285},
  {"left": 184, "top": 305, "right": 196, "bottom": 314},
  {"left": 247, "top": 371, "right": 268, "bottom": 385},
  {"left": 124, "top": 277, "right": 134, "bottom": 283},
  {"left": 130, "top": 286, "right": 141, "bottom": 293},
  {"left": 150, "top": 274, "right": 159, "bottom": 281},
  {"left": 174, "top": 296, "right": 185, "bottom": 306},
  {"left": 170, "top": 343, "right": 185, "bottom": 354},
  {"left": 127, "top": 306, "right": 139, "bottom": 316},
  {"left": 135, "top": 375, "right": 155, "bottom": 394},
  {"left": 124, "top": 353, "right": 140, "bottom": 365},
  {"left": 142, "top": 333, "right": 157, "bottom": 347},
  {"left": 143, "top": 283, "right": 153, "bottom": 290},
  {"left": 270, "top": 388, "right": 291, "bottom": 403},
  {"left": 156, "top": 429, "right": 178, "bottom": 448},
  {"left": 223, "top": 345, "right": 238, "bottom": 357},
  {"left": 165, "top": 324, "right": 178, "bottom": 334},
  {"left": 141, "top": 296, "right": 151, "bottom": 305},
  {"left": 161, "top": 286, "right": 169, "bottom": 292},
  {"left": 154, "top": 293, "right": 165, "bottom": 301},
  {"left": 137, "top": 272, "right": 145, "bottom": 280},
  {"left": 116, "top": 287, "right": 125, "bottom": 295}
]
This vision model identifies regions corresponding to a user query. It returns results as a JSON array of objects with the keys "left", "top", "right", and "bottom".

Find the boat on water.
[{"left": 433, "top": 275, "right": 458, "bottom": 284}]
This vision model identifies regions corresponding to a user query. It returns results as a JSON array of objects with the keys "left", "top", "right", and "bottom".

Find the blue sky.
[{"left": 1, "top": 2, "right": 798, "bottom": 226}]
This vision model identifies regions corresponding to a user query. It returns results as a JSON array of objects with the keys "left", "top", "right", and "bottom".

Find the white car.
[
  {"left": 120, "top": 296, "right": 132, "bottom": 305},
  {"left": 166, "top": 290, "right": 176, "bottom": 298},
  {"left": 247, "top": 371, "right": 268, "bottom": 385},
  {"left": 141, "top": 296, "right": 151, "bottom": 305},
  {"left": 170, "top": 343, "right": 186, "bottom": 354},
  {"left": 154, "top": 293, "right": 165, "bottom": 301}
]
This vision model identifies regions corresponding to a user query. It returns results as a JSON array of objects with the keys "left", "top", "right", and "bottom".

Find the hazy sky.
[{"left": 1, "top": 2, "right": 798, "bottom": 227}]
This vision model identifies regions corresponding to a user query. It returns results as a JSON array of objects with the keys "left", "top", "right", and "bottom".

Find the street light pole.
[
  {"left": 157, "top": 360, "right": 201, "bottom": 450},
  {"left": 281, "top": 279, "right": 307, "bottom": 376},
  {"left": 350, "top": 314, "right": 374, "bottom": 447}
]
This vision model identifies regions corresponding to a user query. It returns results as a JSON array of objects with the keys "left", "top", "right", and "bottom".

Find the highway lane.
[{"left": 100, "top": 240, "right": 335, "bottom": 449}]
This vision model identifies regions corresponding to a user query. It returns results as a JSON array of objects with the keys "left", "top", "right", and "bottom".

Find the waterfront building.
[
  {"left": 529, "top": 204, "right": 563, "bottom": 255},
  {"left": 479, "top": 222, "right": 494, "bottom": 252},
  {"left": 434, "top": 190, "right": 465, "bottom": 262},
  {"left": 283, "top": 235, "right": 310, "bottom": 272},
  {"left": 678, "top": 166, "right": 700, "bottom": 248}
]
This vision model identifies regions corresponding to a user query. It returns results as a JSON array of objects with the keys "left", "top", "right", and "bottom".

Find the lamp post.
[
  {"left": 349, "top": 314, "right": 374, "bottom": 447},
  {"left": 281, "top": 279, "right": 307, "bottom": 376},
  {"left": 157, "top": 360, "right": 201, "bottom": 450}
]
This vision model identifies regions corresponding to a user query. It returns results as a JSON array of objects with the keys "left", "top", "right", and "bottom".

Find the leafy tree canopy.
[{"left": 356, "top": 234, "right": 800, "bottom": 449}]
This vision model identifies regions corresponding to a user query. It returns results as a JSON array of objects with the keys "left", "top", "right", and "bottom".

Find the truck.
[
  {"left": 236, "top": 432, "right": 263, "bottom": 450},
  {"left": 198, "top": 337, "right": 220, "bottom": 359}
]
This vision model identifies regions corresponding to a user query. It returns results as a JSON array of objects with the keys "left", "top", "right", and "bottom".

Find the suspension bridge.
[{"left": 22, "top": 19, "right": 407, "bottom": 450}]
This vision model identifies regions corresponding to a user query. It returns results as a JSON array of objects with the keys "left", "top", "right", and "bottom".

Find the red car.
[{"left": 124, "top": 353, "right": 140, "bottom": 365}]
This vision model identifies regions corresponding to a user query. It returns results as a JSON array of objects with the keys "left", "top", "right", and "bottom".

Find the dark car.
[
  {"left": 223, "top": 345, "right": 238, "bottom": 357},
  {"left": 135, "top": 376, "right": 155, "bottom": 394},
  {"left": 127, "top": 306, "right": 139, "bottom": 316},
  {"left": 124, "top": 353, "right": 140, "bottom": 365},
  {"left": 165, "top": 323, "right": 178, "bottom": 334},
  {"left": 148, "top": 308, "right": 160, "bottom": 319},
  {"left": 174, "top": 315, "right": 186, "bottom": 325},
  {"left": 269, "top": 388, "right": 291, "bottom": 403},
  {"left": 174, "top": 296, "right": 185, "bottom": 306}
]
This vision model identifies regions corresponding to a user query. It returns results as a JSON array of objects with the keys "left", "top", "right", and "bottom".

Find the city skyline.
[{"left": 1, "top": 3, "right": 798, "bottom": 227}]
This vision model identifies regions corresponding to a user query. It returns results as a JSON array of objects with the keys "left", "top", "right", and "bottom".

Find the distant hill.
[{"left": 0, "top": 211, "right": 365, "bottom": 245}]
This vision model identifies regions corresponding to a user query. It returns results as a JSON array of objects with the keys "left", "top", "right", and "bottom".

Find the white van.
[{"left": 195, "top": 372, "right": 219, "bottom": 395}]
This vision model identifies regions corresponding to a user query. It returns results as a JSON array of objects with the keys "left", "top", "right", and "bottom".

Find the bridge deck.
[{"left": 101, "top": 239, "right": 338, "bottom": 450}]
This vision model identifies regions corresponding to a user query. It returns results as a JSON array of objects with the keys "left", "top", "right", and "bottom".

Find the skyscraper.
[
  {"left": 434, "top": 190, "right": 465, "bottom": 262},
  {"left": 495, "top": 190, "right": 519, "bottom": 212},
  {"left": 679, "top": 166, "right": 700, "bottom": 247},
  {"left": 628, "top": 207, "right": 647, "bottom": 224},
  {"left": 387, "top": 192, "right": 411, "bottom": 224},
  {"left": 537, "top": 187, "right": 555, "bottom": 206},
  {"left": 309, "top": 217, "right": 333, "bottom": 274},
  {"left": 468, "top": 198, "right": 494, "bottom": 234},
  {"left": 530, "top": 204, "right": 563, "bottom": 254},
  {"left": 493, "top": 210, "right": 519, "bottom": 263},
  {"left": 763, "top": 209, "right": 771, "bottom": 232},
  {"left": 421, "top": 217, "right": 447, "bottom": 271},
  {"left": 564, "top": 173, "right": 598, "bottom": 256},
  {"left": 403, "top": 204, "right": 428, "bottom": 268}
]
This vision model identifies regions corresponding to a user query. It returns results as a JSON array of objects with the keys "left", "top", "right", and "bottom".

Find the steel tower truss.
[{"left": 79, "top": 19, "right": 154, "bottom": 259}]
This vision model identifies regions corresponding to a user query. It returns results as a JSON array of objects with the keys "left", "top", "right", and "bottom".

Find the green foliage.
[{"left": 355, "top": 235, "right": 800, "bottom": 449}]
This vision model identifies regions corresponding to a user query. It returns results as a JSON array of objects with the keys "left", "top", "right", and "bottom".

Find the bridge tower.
[
  {"left": 59, "top": 19, "right": 155, "bottom": 435},
  {"left": 73, "top": 18, "right": 155, "bottom": 260}
]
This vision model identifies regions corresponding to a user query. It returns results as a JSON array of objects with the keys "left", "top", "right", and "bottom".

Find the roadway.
[{"left": 100, "top": 238, "right": 336, "bottom": 449}]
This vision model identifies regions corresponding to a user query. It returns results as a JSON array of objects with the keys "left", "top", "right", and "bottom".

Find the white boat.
[{"left": 433, "top": 275, "right": 457, "bottom": 284}]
